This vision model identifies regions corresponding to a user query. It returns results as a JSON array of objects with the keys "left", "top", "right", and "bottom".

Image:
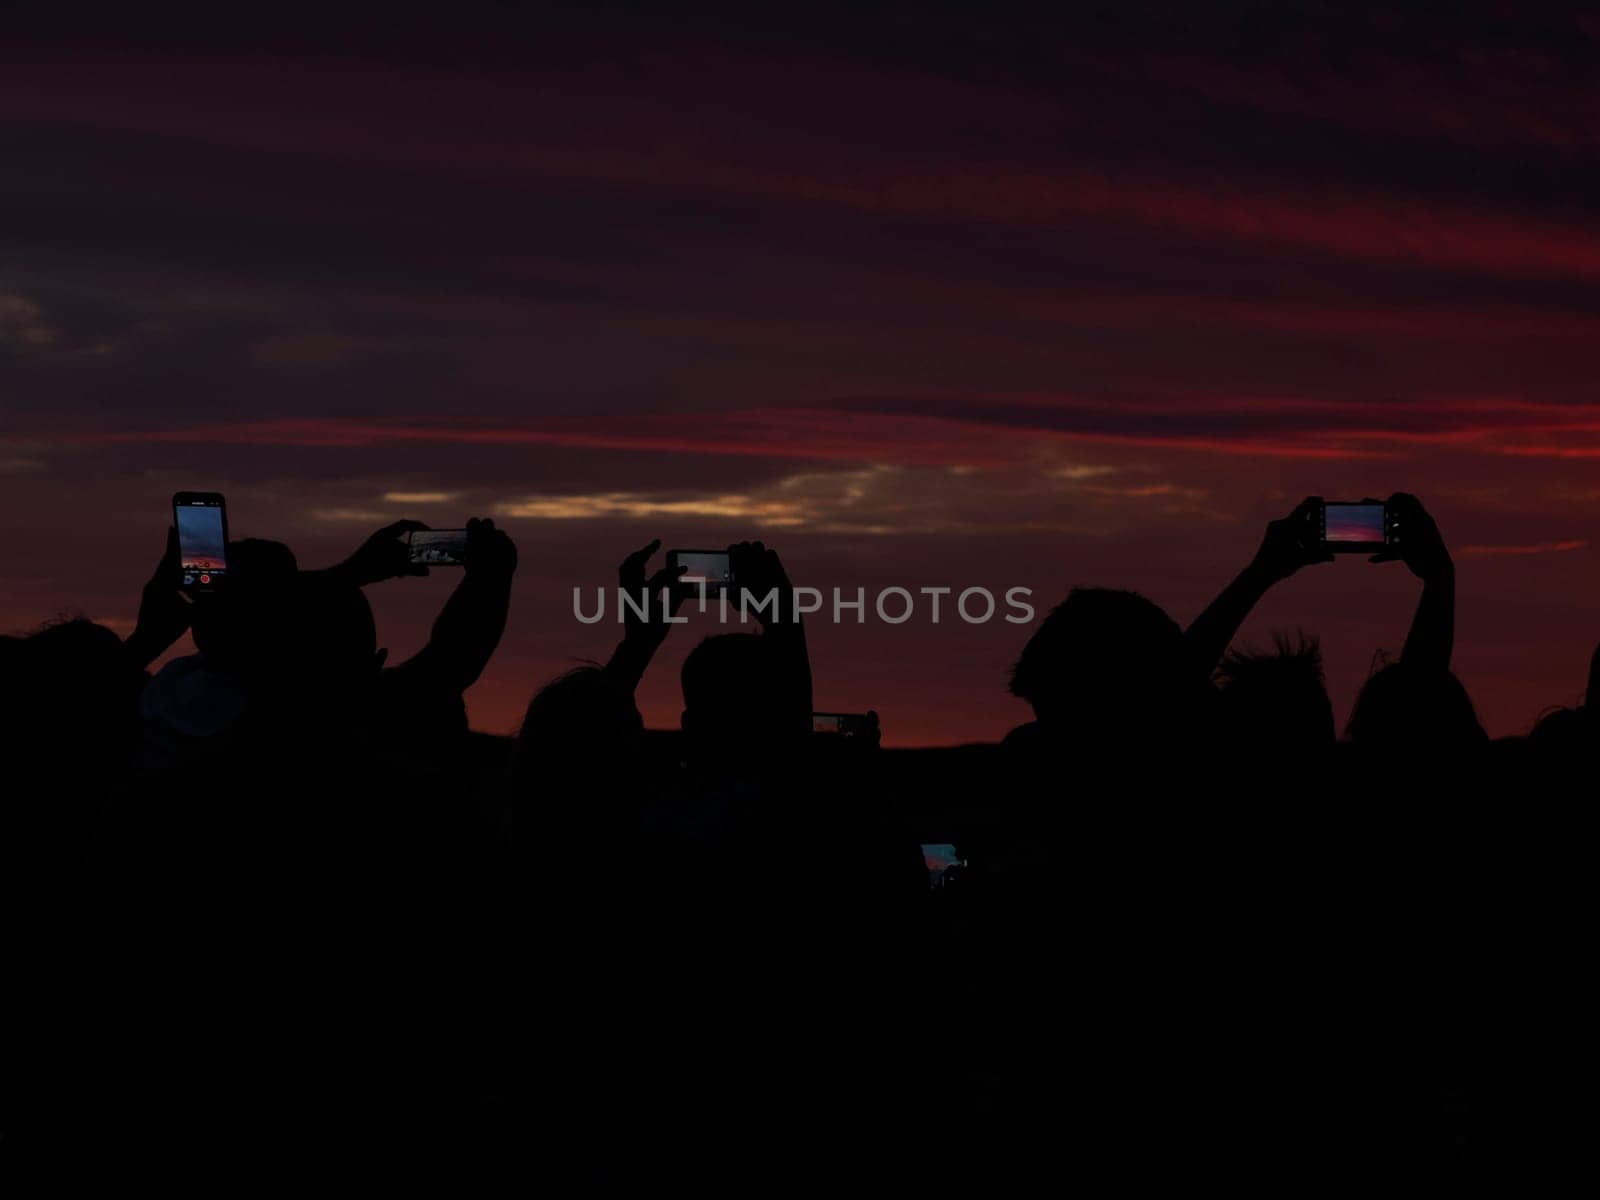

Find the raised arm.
[
  {"left": 602, "top": 538, "right": 687, "bottom": 692},
  {"left": 399, "top": 517, "right": 518, "bottom": 693},
  {"left": 730, "top": 540, "right": 813, "bottom": 736},
  {"left": 309, "top": 519, "right": 431, "bottom": 589},
  {"left": 1374, "top": 493, "right": 1454, "bottom": 673},
  {"left": 1184, "top": 497, "right": 1332, "bottom": 679},
  {"left": 124, "top": 526, "right": 192, "bottom": 669}
]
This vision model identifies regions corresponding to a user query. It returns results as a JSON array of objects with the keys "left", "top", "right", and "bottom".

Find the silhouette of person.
[
  {"left": 1005, "top": 585, "right": 1210, "bottom": 777},
  {"left": 320, "top": 516, "right": 518, "bottom": 754},
  {"left": 136, "top": 535, "right": 299, "bottom": 766},
  {"left": 1347, "top": 493, "right": 1482, "bottom": 755},
  {"left": 1214, "top": 630, "right": 1336, "bottom": 766},
  {"left": 1184, "top": 496, "right": 1333, "bottom": 680}
]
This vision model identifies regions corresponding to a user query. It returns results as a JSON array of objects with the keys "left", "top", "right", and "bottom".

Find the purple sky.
[{"left": 3, "top": 3, "right": 1599, "bottom": 742}]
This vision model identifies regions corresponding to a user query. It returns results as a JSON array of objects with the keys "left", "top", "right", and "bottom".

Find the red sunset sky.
[{"left": 2, "top": 2, "right": 1598, "bottom": 743}]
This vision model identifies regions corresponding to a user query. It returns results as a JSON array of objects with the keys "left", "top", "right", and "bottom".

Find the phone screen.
[
  {"left": 174, "top": 494, "right": 227, "bottom": 587},
  {"left": 1322, "top": 502, "right": 1387, "bottom": 549},
  {"left": 813, "top": 712, "right": 869, "bottom": 736},
  {"left": 408, "top": 529, "right": 468, "bottom": 566},
  {"left": 672, "top": 550, "right": 733, "bottom": 591},
  {"left": 921, "top": 843, "right": 965, "bottom": 888}
]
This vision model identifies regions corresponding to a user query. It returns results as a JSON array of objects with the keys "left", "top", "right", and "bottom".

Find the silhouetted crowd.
[{"left": 4, "top": 496, "right": 1593, "bottom": 1180}]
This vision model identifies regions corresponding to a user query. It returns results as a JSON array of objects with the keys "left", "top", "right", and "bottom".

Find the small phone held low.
[{"left": 812, "top": 712, "right": 874, "bottom": 737}]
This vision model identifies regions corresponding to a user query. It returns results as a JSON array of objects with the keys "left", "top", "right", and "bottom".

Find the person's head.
[
  {"left": 1346, "top": 659, "right": 1487, "bottom": 756},
  {"left": 511, "top": 665, "right": 649, "bottom": 840},
  {"left": 238, "top": 576, "right": 382, "bottom": 758},
  {"left": 680, "top": 633, "right": 788, "bottom": 761},
  {"left": 3, "top": 617, "right": 144, "bottom": 769},
  {"left": 190, "top": 538, "right": 299, "bottom": 673},
  {"left": 1216, "top": 631, "right": 1335, "bottom": 760},
  {"left": 518, "top": 665, "right": 644, "bottom": 768},
  {"left": 1529, "top": 704, "right": 1593, "bottom": 749},
  {"left": 291, "top": 575, "right": 379, "bottom": 680},
  {"left": 1009, "top": 588, "right": 1186, "bottom": 730}
]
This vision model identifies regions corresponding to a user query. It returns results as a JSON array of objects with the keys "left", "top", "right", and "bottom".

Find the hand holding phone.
[
  {"left": 1249, "top": 497, "right": 1334, "bottom": 582},
  {"left": 128, "top": 524, "right": 193, "bottom": 666},
  {"left": 620, "top": 539, "right": 688, "bottom": 648},
  {"left": 342, "top": 519, "right": 431, "bottom": 584},
  {"left": 1368, "top": 492, "right": 1449, "bottom": 580},
  {"left": 463, "top": 516, "right": 517, "bottom": 579},
  {"left": 173, "top": 492, "right": 228, "bottom": 592}
]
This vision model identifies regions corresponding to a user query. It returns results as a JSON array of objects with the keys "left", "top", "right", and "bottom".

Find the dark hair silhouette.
[
  {"left": 1216, "top": 630, "right": 1334, "bottom": 757},
  {"left": 15, "top": 616, "right": 142, "bottom": 721},
  {"left": 290, "top": 574, "right": 380, "bottom": 681},
  {"left": 1009, "top": 587, "right": 1184, "bottom": 723},
  {"left": 680, "top": 632, "right": 792, "bottom": 758},
  {"left": 1526, "top": 638, "right": 1600, "bottom": 756},
  {"left": 517, "top": 664, "right": 643, "bottom": 767},
  {"left": 2, "top": 618, "right": 145, "bottom": 806},
  {"left": 190, "top": 537, "right": 300, "bottom": 672},
  {"left": 1346, "top": 659, "right": 1486, "bottom": 753}
]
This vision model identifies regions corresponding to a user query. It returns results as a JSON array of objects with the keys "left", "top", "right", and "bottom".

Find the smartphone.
[
  {"left": 667, "top": 548, "right": 733, "bottom": 594},
  {"left": 921, "top": 843, "right": 966, "bottom": 889},
  {"left": 1320, "top": 501, "right": 1395, "bottom": 554},
  {"left": 173, "top": 492, "right": 228, "bottom": 591},
  {"left": 812, "top": 712, "right": 874, "bottom": 737},
  {"left": 408, "top": 529, "right": 468, "bottom": 567}
]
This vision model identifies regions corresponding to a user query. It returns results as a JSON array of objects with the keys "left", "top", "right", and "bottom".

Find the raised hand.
[
  {"left": 126, "top": 525, "right": 193, "bottom": 667},
  {"left": 1186, "top": 497, "right": 1331, "bottom": 679},
  {"left": 618, "top": 538, "right": 687, "bottom": 651},
  {"left": 396, "top": 517, "right": 516, "bottom": 693},
  {"left": 728, "top": 540, "right": 794, "bottom": 626},
  {"left": 341, "top": 519, "right": 431, "bottom": 586},
  {"left": 1372, "top": 494, "right": 1455, "bottom": 670},
  {"left": 465, "top": 516, "right": 518, "bottom": 581},
  {"left": 1371, "top": 492, "right": 1452, "bottom": 582},
  {"left": 1249, "top": 497, "right": 1334, "bottom": 584}
]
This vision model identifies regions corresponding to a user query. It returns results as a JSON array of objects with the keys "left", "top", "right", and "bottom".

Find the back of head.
[
  {"left": 191, "top": 538, "right": 299, "bottom": 674},
  {"left": 5, "top": 618, "right": 144, "bottom": 787},
  {"left": 1528, "top": 704, "right": 1596, "bottom": 760},
  {"left": 290, "top": 575, "right": 378, "bottom": 681},
  {"left": 241, "top": 574, "right": 381, "bottom": 766},
  {"left": 517, "top": 665, "right": 643, "bottom": 778},
  {"left": 680, "top": 633, "right": 788, "bottom": 762},
  {"left": 1009, "top": 588, "right": 1186, "bottom": 734},
  {"left": 1216, "top": 631, "right": 1335, "bottom": 761},
  {"left": 1347, "top": 660, "right": 1487, "bottom": 758}
]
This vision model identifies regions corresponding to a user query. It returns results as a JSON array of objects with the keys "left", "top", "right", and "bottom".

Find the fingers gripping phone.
[
  {"left": 667, "top": 549, "right": 733, "bottom": 595},
  {"left": 408, "top": 529, "right": 468, "bottom": 567},
  {"left": 1319, "top": 500, "right": 1397, "bottom": 554},
  {"left": 173, "top": 492, "right": 228, "bottom": 591}
]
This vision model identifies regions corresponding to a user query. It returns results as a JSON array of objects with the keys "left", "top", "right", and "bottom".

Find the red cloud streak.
[{"left": 55, "top": 395, "right": 1600, "bottom": 465}]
